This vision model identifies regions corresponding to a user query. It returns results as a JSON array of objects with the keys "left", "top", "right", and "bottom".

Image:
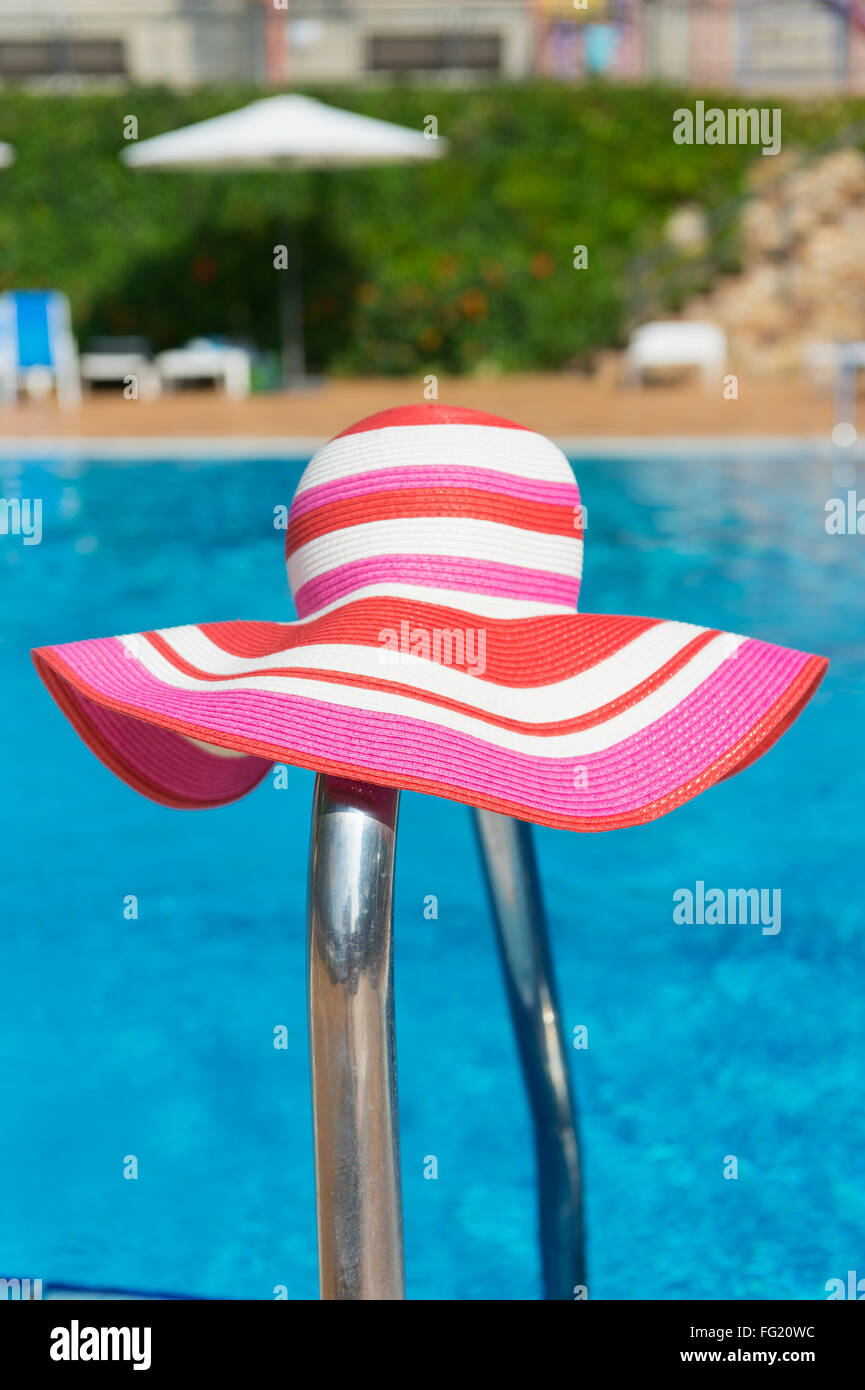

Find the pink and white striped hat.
[{"left": 32, "top": 404, "right": 827, "bottom": 831}]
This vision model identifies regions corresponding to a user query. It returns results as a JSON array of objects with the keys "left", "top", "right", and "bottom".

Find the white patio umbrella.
[
  {"left": 120, "top": 96, "right": 448, "bottom": 382},
  {"left": 0, "top": 142, "right": 16, "bottom": 168}
]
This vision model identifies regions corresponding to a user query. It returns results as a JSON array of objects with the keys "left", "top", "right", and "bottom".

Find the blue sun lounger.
[{"left": 0, "top": 289, "right": 81, "bottom": 408}]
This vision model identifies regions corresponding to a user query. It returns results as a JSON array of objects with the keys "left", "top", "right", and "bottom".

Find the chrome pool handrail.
[
  {"left": 305, "top": 777, "right": 585, "bottom": 1301},
  {"left": 472, "top": 808, "right": 586, "bottom": 1301},
  {"left": 307, "top": 774, "right": 404, "bottom": 1300}
]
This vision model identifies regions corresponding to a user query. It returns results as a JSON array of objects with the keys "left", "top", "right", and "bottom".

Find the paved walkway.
[{"left": 0, "top": 369, "right": 841, "bottom": 441}]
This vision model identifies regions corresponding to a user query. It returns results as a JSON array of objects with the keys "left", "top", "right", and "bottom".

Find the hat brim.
[{"left": 32, "top": 595, "right": 827, "bottom": 831}]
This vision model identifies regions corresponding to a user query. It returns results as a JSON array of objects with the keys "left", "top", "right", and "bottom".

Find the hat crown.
[{"left": 286, "top": 404, "right": 583, "bottom": 619}]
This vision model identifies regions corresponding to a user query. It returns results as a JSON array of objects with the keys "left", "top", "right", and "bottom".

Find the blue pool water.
[{"left": 1, "top": 444, "right": 862, "bottom": 1300}]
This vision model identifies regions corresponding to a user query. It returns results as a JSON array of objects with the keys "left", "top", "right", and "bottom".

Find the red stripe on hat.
[
  {"left": 285, "top": 487, "right": 581, "bottom": 555},
  {"left": 199, "top": 603, "right": 660, "bottom": 687},
  {"left": 333, "top": 404, "right": 532, "bottom": 438},
  {"left": 141, "top": 624, "right": 718, "bottom": 736}
]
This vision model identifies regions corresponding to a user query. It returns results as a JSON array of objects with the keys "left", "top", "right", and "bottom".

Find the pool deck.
[{"left": 0, "top": 368, "right": 847, "bottom": 452}]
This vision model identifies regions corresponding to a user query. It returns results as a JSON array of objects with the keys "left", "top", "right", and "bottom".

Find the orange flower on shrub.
[
  {"left": 310, "top": 294, "right": 340, "bottom": 322},
  {"left": 480, "top": 260, "right": 506, "bottom": 287},
  {"left": 530, "top": 252, "right": 555, "bottom": 280},
  {"left": 459, "top": 287, "right": 488, "bottom": 322},
  {"left": 417, "top": 325, "right": 443, "bottom": 352},
  {"left": 192, "top": 255, "right": 219, "bottom": 284}
]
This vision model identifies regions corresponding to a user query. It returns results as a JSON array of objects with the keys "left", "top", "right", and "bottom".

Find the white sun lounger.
[
  {"left": 81, "top": 337, "right": 161, "bottom": 399},
  {"left": 624, "top": 321, "right": 727, "bottom": 387},
  {"left": 156, "top": 339, "right": 251, "bottom": 399}
]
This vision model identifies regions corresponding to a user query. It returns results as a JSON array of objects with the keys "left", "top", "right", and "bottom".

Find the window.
[
  {"left": 0, "top": 39, "right": 126, "bottom": 79},
  {"left": 367, "top": 33, "right": 502, "bottom": 73}
]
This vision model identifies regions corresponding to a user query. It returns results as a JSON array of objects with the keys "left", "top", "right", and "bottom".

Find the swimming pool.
[{"left": 1, "top": 443, "right": 861, "bottom": 1299}]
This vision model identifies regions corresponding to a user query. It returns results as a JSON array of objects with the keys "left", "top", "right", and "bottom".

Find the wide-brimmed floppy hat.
[{"left": 32, "top": 404, "right": 827, "bottom": 831}]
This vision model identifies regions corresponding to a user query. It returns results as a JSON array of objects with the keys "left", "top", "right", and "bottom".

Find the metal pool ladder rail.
[{"left": 306, "top": 773, "right": 585, "bottom": 1301}]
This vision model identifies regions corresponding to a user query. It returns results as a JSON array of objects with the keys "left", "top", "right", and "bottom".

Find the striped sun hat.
[{"left": 32, "top": 404, "right": 827, "bottom": 831}]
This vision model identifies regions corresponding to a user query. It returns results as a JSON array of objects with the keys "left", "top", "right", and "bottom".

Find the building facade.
[{"left": 0, "top": 1, "right": 863, "bottom": 92}]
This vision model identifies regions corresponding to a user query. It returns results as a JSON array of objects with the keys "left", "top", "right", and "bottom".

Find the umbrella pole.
[
  {"left": 307, "top": 774, "right": 404, "bottom": 1300},
  {"left": 472, "top": 809, "right": 586, "bottom": 1300},
  {"left": 279, "top": 222, "right": 306, "bottom": 386}
]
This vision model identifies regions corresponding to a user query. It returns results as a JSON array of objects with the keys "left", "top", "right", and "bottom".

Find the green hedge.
[{"left": 0, "top": 84, "right": 861, "bottom": 375}]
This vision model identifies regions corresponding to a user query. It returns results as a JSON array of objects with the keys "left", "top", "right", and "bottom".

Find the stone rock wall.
[{"left": 685, "top": 147, "right": 865, "bottom": 377}]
